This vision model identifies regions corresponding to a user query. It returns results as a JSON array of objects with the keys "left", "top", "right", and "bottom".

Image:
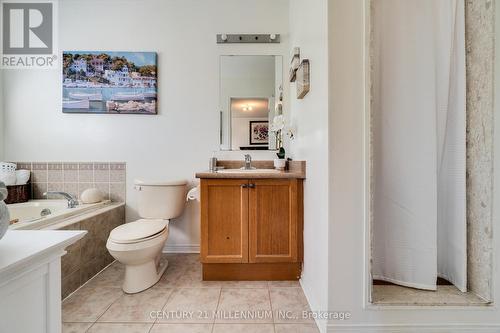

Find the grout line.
[
  {"left": 62, "top": 261, "right": 119, "bottom": 301},
  {"left": 268, "top": 282, "right": 278, "bottom": 333},
  {"left": 79, "top": 321, "right": 157, "bottom": 324},
  {"left": 211, "top": 287, "right": 223, "bottom": 332},
  {"left": 93, "top": 290, "right": 124, "bottom": 324},
  {"left": 76, "top": 167, "right": 80, "bottom": 199},
  {"left": 156, "top": 284, "right": 176, "bottom": 323},
  {"left": 268, "top": 285, "right": 275, "bottom": 324},
  {"left": 84, "top": 322, "right": 94, "bottom": 333}
]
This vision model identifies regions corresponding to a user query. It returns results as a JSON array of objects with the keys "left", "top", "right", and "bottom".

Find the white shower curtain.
[{"left": 372, "top": 0, "right": 466, "bottom": 291}]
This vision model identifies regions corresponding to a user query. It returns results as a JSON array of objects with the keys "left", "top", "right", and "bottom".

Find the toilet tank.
[{"left": 134, "top": 180, "right": 188, "bottom": 219}]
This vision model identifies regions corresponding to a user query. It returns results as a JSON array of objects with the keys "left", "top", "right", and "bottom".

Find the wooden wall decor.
[{"left": 296, "top": 59, "right": 310, "bottom": 99}]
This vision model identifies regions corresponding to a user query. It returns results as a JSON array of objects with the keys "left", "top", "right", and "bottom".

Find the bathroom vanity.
[{"left": 196, "top": 161, "right": 305, "bottom": 280}]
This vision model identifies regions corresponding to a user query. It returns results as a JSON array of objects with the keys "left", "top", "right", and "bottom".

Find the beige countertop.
[{"left": 196, "top": 160, "right": 306, "bottom": 179}]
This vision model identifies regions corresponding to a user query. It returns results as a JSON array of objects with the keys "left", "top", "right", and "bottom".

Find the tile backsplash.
[{"left": 13, "top": 162, "right": 126, "bottom": 202}]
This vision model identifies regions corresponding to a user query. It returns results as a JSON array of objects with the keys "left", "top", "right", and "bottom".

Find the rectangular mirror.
[{"left": 219, "top": 55, "right": 283, "bottom": 151}]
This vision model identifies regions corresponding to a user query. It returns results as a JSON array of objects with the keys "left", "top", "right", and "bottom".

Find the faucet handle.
[
  {"left": 244, "top": 154, "right": 251, "bottom": 161},
  {"left": 43, "top": 191, "right": 79, "bottom": 208}
]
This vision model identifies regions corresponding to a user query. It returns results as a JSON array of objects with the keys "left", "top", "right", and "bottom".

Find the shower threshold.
[{"left": 372, "top": 283, "right": 490, "bottom": 306}]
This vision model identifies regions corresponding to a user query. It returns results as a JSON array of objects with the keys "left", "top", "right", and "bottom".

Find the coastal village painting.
[{"left": 62, "top": 51, "right": 157, "bottom": 114}]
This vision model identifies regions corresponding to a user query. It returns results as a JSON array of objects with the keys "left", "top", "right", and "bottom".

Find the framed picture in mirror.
[{"left": 249, "top": 121, "right": 269, "bottom": 145}]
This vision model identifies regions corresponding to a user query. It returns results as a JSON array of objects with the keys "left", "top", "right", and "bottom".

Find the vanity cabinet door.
[
  {"left": 248, "top": 179, "right": 300, "bottom": 263},
  {"left": 200, "top": 179, "right": 249, "bottom": 263}
]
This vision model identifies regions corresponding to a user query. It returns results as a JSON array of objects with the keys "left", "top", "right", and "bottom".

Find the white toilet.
[{"left": 106, "top": 179, "right": 187, "bottom": 293}]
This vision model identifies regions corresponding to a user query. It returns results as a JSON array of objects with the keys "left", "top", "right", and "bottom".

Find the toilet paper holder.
[{"left": 186, "top": 186, "right": 200, "bottom": 202}]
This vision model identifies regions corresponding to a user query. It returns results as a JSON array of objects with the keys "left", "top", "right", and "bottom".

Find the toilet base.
[{"left": 122, "top": 258, "right": 169, "bottom": 294}]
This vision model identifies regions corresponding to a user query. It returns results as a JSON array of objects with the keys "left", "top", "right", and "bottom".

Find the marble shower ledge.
[{"left": 372, "top": 285, "right": 490, "bottom": 306}]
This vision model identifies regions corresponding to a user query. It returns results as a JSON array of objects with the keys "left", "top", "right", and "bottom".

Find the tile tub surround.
[
  {"left": 62, "top": 254, "right": 319, "bottom": 333},
  {"left": 59, "top": 203, "right": 125, "bottom": 299},
  {"left": 13, "top": 162, "right": 126, "bottom": 202}
]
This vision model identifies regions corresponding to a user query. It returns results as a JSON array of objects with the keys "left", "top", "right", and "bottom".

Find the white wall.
[
  {"left": 288, "top": 0, "right": 330, "bottom": 331},
  {"left": 327, "top": 0, "right": 500, "bottom": 331},
  {"left": 2, "top": 0, "right": 289, "bottom": 251}
]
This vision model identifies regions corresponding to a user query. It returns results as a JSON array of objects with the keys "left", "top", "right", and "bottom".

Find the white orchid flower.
[{"left": 270, "top": 115, "right": 285, "bottom": 132}]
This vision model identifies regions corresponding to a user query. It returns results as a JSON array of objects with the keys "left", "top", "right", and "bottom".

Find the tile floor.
[{"left": 62, "top": 254, "right": 319, "bottom": 333}]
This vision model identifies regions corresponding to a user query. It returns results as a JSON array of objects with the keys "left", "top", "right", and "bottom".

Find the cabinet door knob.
[
  {"left": 248, "top": 184, "right": 256, "bottom": 188},
  {"left": 241, "top": 184, "right": 248, "bottom": 188}
]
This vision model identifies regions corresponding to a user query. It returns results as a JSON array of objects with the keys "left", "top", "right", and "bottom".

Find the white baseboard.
[
  {"left": 327, "top": 324, "right": 500, "bottom": 332},
  {"left": 162, "top": 244, "right": 200, "bottom": 253},
  {"left": 299, "top": 279, "right": 326, "bottom": 333}
]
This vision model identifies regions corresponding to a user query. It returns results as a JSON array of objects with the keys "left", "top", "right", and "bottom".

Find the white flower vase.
[
  {"left": 274, "top": 159, "right": 286, "bottom": 171},
  {"left": 0, "top": 182, "right": 9, "bottom": 240}
]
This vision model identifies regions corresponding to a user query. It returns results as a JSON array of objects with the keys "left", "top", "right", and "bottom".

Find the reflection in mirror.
[{"left": 219, "top": 55, "right": 283, "bottom": 151}]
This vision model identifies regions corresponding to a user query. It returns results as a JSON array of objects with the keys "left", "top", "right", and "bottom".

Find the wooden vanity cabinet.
[
  {"left": 248, "top": 179, "right": 300, "bottom": 263},
  {"left": 200, "top": 178, "right": 303, "bottom": 280},
  {"left": 200, "top": 179, "right": 249, "bottom": 263}
]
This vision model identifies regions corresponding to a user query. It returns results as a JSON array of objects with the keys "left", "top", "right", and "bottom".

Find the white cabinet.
[{"left": 0, "top": 230, "right": 86, "bottom": 333}]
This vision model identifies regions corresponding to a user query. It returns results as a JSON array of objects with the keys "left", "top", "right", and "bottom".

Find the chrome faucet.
[
  {"left": 243, "top": 154, "right": 255, "bottom": 170},
  {"left": 43, "top": 191, "right": 79, "bottom": 208}
]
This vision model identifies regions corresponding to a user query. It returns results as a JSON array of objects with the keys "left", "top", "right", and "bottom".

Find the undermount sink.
[{"left": 217, "top": 168, "right": 281, "bottom": 173}]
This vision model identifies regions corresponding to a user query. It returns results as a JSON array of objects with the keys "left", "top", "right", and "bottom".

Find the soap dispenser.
[{"left": 209, "top": 152, "right": 217, "bottom": 172}]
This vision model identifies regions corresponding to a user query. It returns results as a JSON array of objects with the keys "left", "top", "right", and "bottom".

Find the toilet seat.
[
  {"left": 107, "top": 225, "right": 169, "bottom": 252},
  {"left": 109, "top": 219, "right": 169, "bottom": 244}
]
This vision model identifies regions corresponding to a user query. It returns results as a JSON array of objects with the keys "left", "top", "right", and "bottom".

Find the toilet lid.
[{"left": 109, "top": 219, "right": 168, "bottom": 243}]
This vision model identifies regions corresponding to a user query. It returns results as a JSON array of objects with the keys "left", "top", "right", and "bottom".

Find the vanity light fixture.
[
  {"left": 242, "top": 105, "right": 253, "bottom": 111},
  {"left": 216, "top": 34, "right": 280, "bottom": 44}
]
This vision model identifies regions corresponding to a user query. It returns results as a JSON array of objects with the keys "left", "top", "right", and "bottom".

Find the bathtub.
[
  {"left": 8, "top": 199, "right": 111, "bottom": 230},
  {"left": 6, "top": 199, "right": 125, "bottom": 298}
]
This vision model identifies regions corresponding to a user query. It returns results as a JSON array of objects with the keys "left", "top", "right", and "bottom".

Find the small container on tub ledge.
[
  {"left": 0, "top": 162, "right": 16, "bottom": 186},
  {"left": 4, "top": 178, "right": 31, "bottom": 204}
]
